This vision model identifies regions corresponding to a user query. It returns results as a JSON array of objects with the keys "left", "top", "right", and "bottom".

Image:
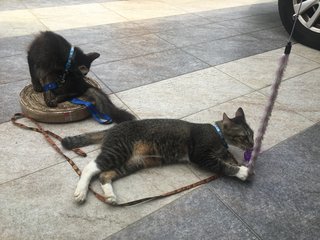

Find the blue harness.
[
  {"left": 213, "top": 123, "right": 228, "bottom": 149},
  {"left": 43, "top": 46, "right": 75, "bottom": 92},
  {"left": 42, "top": 46, "right": 113, "bottom": 124}
]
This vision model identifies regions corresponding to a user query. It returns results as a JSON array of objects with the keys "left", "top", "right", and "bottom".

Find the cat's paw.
[
  {"left": 235, "top": 166, "right": 249, "bottom": 181},
  {"left": 46, "top": 99, "right": 58, "bottom": 107},
  {"left": 33, "top": 85, "right": 43, "bottom": 92},
  {"left": 61, "top": 137, "right": 74, "bottom": 150},
  {"left": 44, "top": 92, "right": 58, "bottom": 107},
  {"left": 74, "top": 185, "right": 88, "bottom": 203},
  {"left": 106, "top": 196, "right": 117, "bottom": 205}
]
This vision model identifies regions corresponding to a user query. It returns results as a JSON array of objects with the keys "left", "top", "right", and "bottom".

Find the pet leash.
[
  {"left": 11, "top": 113, "right": 219, "bottom": 207},
  {"left": 69, "top": 98, "right": 113, "bottom": 124}
]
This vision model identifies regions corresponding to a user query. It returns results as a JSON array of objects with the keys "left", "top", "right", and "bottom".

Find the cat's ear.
[
  {"left": 235, "top": 107, "right": 245, "bottom": 120},
  {"left": 222, "top": 113, "right": 232, "bottom": 129},
  {"left": 86, "top": 52, "right": 100, "bottom": 63},
  {"left": 78, "top": 65, "right": 89, "bottom": 75}
]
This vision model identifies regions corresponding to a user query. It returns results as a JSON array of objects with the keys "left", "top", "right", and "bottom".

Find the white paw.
[
  {"left": 235, "top": 166, "right": 249, "bottom": 181},
  {"left": 106, "top": 195, "right": 117, "bottom": 205},
  {"left": 74, "top": 185, "right": 88, "bottom": 203}
]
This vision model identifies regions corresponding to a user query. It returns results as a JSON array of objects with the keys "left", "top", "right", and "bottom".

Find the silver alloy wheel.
[{"left": 294, "top": 0, "right": 320, "bottom": 33}]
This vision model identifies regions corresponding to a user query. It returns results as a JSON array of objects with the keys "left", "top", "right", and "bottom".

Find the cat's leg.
[
  {"left": 43, "top": 90, "right": 58, "bottom": 107},
  {"left": 42, "top": 73, "right": 60, "bottom": 107},
  {"left": 99, "top": 170, "right": 122, "bottom": 205},
  {"left": 74, "top": 160, "right": 101, "bottom": 203},
  {"left": 55, "top": 93, "right": 79, "bottom": 103},
  {"left": 220, "top": 152, "right": 249, "bottom": 181},
  {"left": 220, "top": 161, "right": 249, "bottom": 181},
  {"left": 27, "top": 56, "right": 43, "bottom": 92},
  {"left": 98, "top": 156, "right": 163, "bottom": 204}
]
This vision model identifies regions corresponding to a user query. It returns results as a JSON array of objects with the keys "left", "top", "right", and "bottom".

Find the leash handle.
[{"left": 70, "top": 98, "right": 113, "bottom": 124}]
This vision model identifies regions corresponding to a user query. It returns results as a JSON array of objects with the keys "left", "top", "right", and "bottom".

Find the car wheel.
[{"left": 278, "top": 0, "right": 320, "bottom": 50}]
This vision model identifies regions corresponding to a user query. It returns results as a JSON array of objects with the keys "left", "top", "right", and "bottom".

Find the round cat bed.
[{"left": 19, "top": 77, "right": 100, "bottom": 123}]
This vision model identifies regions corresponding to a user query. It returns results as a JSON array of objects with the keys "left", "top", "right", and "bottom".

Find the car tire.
[{"left": 278, "top": 0, "right": 320, "bottom": 50}]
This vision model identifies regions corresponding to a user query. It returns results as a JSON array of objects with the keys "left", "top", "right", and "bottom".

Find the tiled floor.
[{"left": 0, "top": 1, "right": 319, "bottom": 239}]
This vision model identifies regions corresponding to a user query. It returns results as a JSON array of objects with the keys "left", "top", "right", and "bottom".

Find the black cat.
[{"left": 27, "top": 31, "right": 135, "bottom": 123}]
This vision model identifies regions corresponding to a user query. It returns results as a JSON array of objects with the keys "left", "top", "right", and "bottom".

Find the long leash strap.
[
  {"left": 70, "top": 98, "right": 113, "bottom": 124},
  {"left": 11, "top": 113, "right": 112, "bottom": 203},
  {"left": 11, "top": 113, "right": 86, "bottom": 157},
  {"left": 113, "top": 174, "right": 219, "bottom": 207},
  {"left": 11, "top": 113, "right": 219, "bottom": 206}
]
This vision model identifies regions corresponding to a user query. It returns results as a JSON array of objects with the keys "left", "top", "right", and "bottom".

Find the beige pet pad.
[{"left": 20, "top": 77, "right": 100, "bottom": 123}]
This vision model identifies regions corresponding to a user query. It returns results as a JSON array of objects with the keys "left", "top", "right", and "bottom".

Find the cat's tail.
[
  {"left": 61, "top": 130, "right": 107, "bottom": 150},
  {"left": 84, "top": 87, "right": 136, "bottom": 123}
]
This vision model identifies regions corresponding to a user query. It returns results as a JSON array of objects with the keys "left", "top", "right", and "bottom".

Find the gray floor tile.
[
  {"left": 0, "top": 54, "right": 30, "bottom": 84},
  {"left": 196, "top": 2, "right": 278, "bottom": 22},
  {"left": 207, "top": 123, "right": 320, "bottom": 240},
  {"left": 56, "top": 22, "right": 150, "bottom": 46},
  {"left": 92, "top": 49, "right": 209, "bottom": 92},
  {"left": 0, "top": 80, "right": 27, "bottom": 124},
  {"left": 259, "top": 68, "right": 320, "bottom": 123},
  {"left": 183, "top": 35, "right": 275, "bottom": 66},
  {"left": 0, "top": 35, "right": 34, "bottom": 58},
  {"left": 107, "top": 187, "right": 259, "bottom": 240},
  {"left": 0, "top": 0, "right": 27, "bottom": 10},
  {"left": 155, "top": 23, "right": 241, "bottom": 47},
  {"left": 248, "top": 26, "right": 291, "bottom": 49},
  {"left": 0, "top": 153, "right": 200, "bottom": 239},
  {"left": 24, "top": 0, "right": 109, "bottom": 8},
  {"left": 133, "top": 13, "right": 211, "bottom": 33},
  {"left": 216, "top": 14, "right": 281, "bottom": 34},
  {"left": 83, "top": 34, "right": 175, "bottom": 65}
]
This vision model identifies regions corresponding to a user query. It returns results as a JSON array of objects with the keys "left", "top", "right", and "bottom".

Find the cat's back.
[
  {"left": 105, "top": 119, "right": 193, "bottom": 140},
  {"left": 29, "top": 31, "right": 69, "bottom": 49},
  {"left": 28, "top": 31, "right": 70, "bottom": 64}
]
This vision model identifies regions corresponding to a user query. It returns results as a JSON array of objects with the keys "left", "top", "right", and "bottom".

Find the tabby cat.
[
  {"left": 62, "top": 108, "right": 254, "bottom": 204},
  {"left": 27, "top": 31, "right": 135, "bottom": 123}
]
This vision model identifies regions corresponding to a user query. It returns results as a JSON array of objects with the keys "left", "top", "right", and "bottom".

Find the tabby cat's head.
[{"left": 221, "top": 108, "right": 254, "bottom": 150}]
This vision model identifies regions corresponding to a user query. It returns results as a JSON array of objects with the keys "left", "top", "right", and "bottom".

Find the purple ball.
[{"left": 244, "top": 149, "right": 253, "bottom": 162}]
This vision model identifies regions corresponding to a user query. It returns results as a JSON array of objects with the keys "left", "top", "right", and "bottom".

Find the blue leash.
[{"left": 70, "top": 98, "right": 113, "bottom": 124}]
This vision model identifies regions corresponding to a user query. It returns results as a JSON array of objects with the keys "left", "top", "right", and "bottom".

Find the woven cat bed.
[{"left": 19, "top": 77, "right": 100, "bottom": 123}]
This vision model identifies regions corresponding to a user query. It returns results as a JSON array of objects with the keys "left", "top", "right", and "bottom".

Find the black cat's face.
[
  {"left": 76, "top": 52, "right": 100, "bottom": 76},
  {"left": 222, "top": 108, "right": 254, "bottom": 150}
]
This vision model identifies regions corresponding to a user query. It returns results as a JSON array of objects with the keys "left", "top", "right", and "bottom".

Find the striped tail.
[{"left": 61, "top": 130, "right": 107, "bottom": 149}]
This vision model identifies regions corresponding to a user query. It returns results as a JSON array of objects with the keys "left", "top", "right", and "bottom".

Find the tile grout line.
[
  {"left": 83, "top": 23, "right": 285, "bottom": 68},
  {"left": 208, "top": 187, "right": 264, "bottom": 240},
  {"left": 101, "top": 32, "right": 287, "bottom": 96},
  {"left": 179, "top": 90, "right": 256, "bottom": 120},
  {"left": 102, "top": 186, "right": 207, "bottom": 240},
  {"left": 0, "top": 146, "right": 100, "bottom": 187},
  {"left": 26, "top": 7, "right": 50, "bottom": 32},
  {"left": 291, "top": 51, "right": 320, "bottom": 65},
  {"left": 0, "top": 78, "right": 29, "bottom": 87},
  {"left": 256, "top": 66, "right": 320, "bottom": 124},
  {"left": 98, "top": 2, "right": 132, "bottom": 23}
]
